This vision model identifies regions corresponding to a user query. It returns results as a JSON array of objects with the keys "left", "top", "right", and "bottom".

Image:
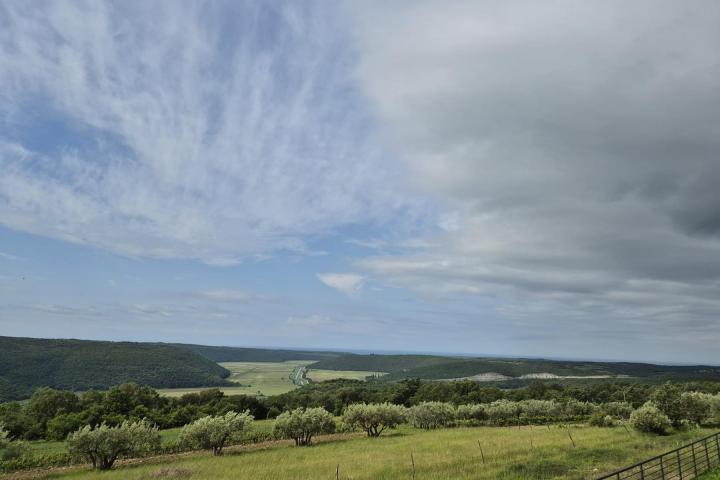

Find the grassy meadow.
[{"left": 27, "top": 425, "right": 713, "bottom": 480}]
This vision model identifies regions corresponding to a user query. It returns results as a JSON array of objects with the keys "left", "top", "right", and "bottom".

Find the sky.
[{"left": 1, "top": 1, "right": 720, "bottom": 364}]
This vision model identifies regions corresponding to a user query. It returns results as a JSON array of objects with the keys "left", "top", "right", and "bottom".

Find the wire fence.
[{"left": 596, "top": 431, "right": 720, "bottom": 480}]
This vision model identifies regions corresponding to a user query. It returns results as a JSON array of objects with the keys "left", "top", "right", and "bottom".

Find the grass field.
[
  {"left": 306, "top": 369, "right": 384, "bottom": 382},
  {"left": 32, "top": 425, "right": 713, "bottom": 480},
  {"left": 158, "top": 361, "right": 317, "bottom": 397}
]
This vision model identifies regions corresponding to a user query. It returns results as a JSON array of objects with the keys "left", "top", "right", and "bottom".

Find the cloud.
[
  {"left": 317, "top": 273, "right": 365, "bottom": 295},
  {"left": 0, "top": 251, "right": 21, "bottom": 261},
  {"left": 352, "top": 1, "right": 720, "bottom": 339},
  {"left": 0, "top": 1, "right": 419, "bottom": 263}
]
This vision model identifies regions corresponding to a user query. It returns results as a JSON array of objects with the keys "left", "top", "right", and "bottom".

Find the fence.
[{"left": 596, "top": 432, "right": 720, "bottom": 480}]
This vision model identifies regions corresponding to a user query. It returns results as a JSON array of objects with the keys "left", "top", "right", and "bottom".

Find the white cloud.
[
  {"left": 0, "top": 251, "right": 21, "bottom": 261},
  {"left": 0, "top": 2, "right": 418, "bottom": 263},
  {"left": 317, "top": 273, "right": 365, "bottom": 295}
]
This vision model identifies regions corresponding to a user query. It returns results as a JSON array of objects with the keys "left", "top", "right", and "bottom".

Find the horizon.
[
  {"left": 5, "top": 333, "right": 719, "bottom": 368},
  {"left": 2, "top": 1, "right": 720, "bottom": 364}
]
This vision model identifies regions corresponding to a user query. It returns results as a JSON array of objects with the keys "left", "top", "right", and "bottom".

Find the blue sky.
[{"left": 2, "top": 1, "right": 720, "bottom": 364}]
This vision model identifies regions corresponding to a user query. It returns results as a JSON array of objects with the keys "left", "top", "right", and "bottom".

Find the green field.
[
  {"left": 159, "top": 361, "right": 316, "bottom": 397},
  {"left": 306, "top": 369, "right": 384, "bottom": 382},
  {"left": 30, "top": 425, "right": 712, "bottom": 480}
]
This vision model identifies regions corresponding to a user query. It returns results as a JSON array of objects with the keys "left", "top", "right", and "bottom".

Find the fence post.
[
  {"left": 716, "top": 433, "right": 720, "bottom": 466},
  {"left": 639, "top": 463, "right": 645, "bottom": 480},
  {"left": 705, "top": 439, "right": 711, "bottom": 471},
  {"left": 692, "top": 442, "right": 698, "bottom": 477},
  {"left": 677, "top": 449, "right": 683, "bottom": 479},
  {"left": 659, "top": 455, "right": 665, "bottom": 480}
]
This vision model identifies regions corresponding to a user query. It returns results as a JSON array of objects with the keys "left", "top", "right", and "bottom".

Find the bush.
[
  {"left": 0, "top": 441, "right": 31, "bottom": 461},
  {"left": 650, "top": 383, "right": 684, "bottom": 427},
  {"left": 47, "top": 413, "right": 86, "bottom": 441},
  {"left": 518, "top": 400, "right": 561, "bottom": 423},
  {"left": 179, "top": 411, "right": 253, "bottom": 455},
  {"left": 486, "top": 400, "right": 520, "bottom": 425},
  {"left": 66, "top": 420, "right": 160, "bottom": 470},
  {"left": 343, "top": 403, "right": 406, "bottom": 437},
  {"left": 407, "top": 402, "right": 455, "bottom": 429},
  {"left": 273, "top": 408, "right": 335, "bottom": 446},
  {"left": 589, "top": 411, "right": 617, "bottom": 427},
  {"left": 601, "top": 402, "right": 633, "bottom": 420},
  {"left": 629, "top": 402, "right": 672, "bottom": 435},
  {"left": 456, "top": 404, "right": 487, "bottom": 424},
  {"left": 0, "top": 425, "right": 8, "bottom": 449},
  {"left": 679, "top": 392, "right": 713, "bottom": 425}
]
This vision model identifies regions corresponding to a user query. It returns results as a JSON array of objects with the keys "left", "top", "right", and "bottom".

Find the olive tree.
[
  {"left": 343, "top": 403, "right": 406, "bottom": 437},
  {"left": 456, "top": 404, "right": 487, "bottom": 424},
  {"left": 601, "top": 401, "right": 634, "bottom": 420},
  {"left": 66, "top": 420, "right": 160, "bottom": 470},
  {"left": 629, "top": 402, "right": 672, "bottom": 435},
  {"left": 273, "top": 407, "right": 335, "bottom": 446},
  {"left": 486, "top": 400, "right": 520, "bottom": 425},
  {"left": 179, "top": 411, "right": 254, "bottom": 455},
  {"left": 679, "top": 392, "right": 713, "bottom": 425},
  {"left": 407, "top": 402, "right": 455, "bottom": 429}
]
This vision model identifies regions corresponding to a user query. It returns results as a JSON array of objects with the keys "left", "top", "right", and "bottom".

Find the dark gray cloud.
[{"left": 352, "top": 0, "right": 720, "bottom": 355}]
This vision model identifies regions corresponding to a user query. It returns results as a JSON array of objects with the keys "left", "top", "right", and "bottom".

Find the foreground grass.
[{"left": 37, "top": 425, "right": 712, "bottom": 480}]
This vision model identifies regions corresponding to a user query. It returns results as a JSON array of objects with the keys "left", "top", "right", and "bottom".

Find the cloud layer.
[
  {"left": 0, "top": 1, "right": 415, "bottom": 264},
  {"left": 353, "top": 1, "right": 720, "bottom": 343}
]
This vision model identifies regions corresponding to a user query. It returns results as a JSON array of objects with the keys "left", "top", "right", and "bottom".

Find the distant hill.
[
  {"left": 2, "top": 336, "right": 720, "bottom": 402},
  {"left": 308, "top": 353, "right": 720, "bottom": 383},
  {"left": 175, "top": 344, "right": 340, "bottom": 363},
  {"left": 0, "top": 336, "right": 231, "bottom": 402}
]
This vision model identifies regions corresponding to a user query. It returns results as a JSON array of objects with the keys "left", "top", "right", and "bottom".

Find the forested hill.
[
  {"left": 0, "top": 336, "right": 231, "bottom": 402},
  {"left": 175, "top": 344, "right": 340, "bottom": 363},
  {"left": 308, "top": 353, "right": 720, "bottom": 382}
]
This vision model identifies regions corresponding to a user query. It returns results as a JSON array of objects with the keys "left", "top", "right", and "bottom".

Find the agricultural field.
[
  {"left": 157, "top": 361, "right": 316, "bottom": 397},
  {"left": 306, "top": 369, "right": 384, "bottom": 382},
  {"left": 26, "top": 425, "right": 713, "bottom": 480}
]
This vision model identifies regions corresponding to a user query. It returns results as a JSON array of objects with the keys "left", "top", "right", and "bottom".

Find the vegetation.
[
  {"left": 272, "top": 407, "right": 335, "bottom": 446},
  {"left": 0, "top": 337, "right": 231, "bottom": 402},
  {"left": 343, "top": 402, "right": 406, "bottom": 437},
  {"left": 66, "top": 420, "right": 160, "bottom": 470},
  {"left": 179, "top": 411, "right": 253, "bottom": 455},
  {"left": 629, "top": 402, "right": 672, "bottom": 435},
  {"left": 32, "top": 425, "right": 715, "bottom": 479},
  {"left": 408, "top": 401, "right": 457, "bottom": 429}
]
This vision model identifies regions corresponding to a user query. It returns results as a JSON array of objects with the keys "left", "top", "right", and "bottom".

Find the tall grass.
[{"left": 51, "top": 425, "right": 712, "bottom": 480}]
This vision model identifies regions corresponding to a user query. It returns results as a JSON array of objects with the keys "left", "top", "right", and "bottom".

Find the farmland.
[
  {"left": 306, "top": 369, "right": 384, "bottom": 382},
  {"left": 22, "top": 425, "right": 714, "bottom": 480},
  {"left": 159, "top": 361, "right": 316, "bottom": 397}
]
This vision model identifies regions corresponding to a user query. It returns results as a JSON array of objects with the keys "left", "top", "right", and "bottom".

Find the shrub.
[
  {"left": 273, "top": 408, "right": 335, "bottom": 446},
  {"left": 562, "top": 400, "right": 597, "bottom": 418},
  {"left": 456, "top": 404, "right": 487, "bottom": 424},
  {"left": 47, "top": 413, "right": 86, "bottom": 441},
  {"left": 0, "top": 441, "right": 31, "bottom": 461},
  {"left": 589, "top": 412, "right": 617, "bottom": 427},
  {"left": 0, "top": 425, "right": 8, "bottom": 449},
  {"left": 343, "top": 403, "right": 406, "bottom": 437},
  {"left": 629, "top": 402, "right": 672, "bottom": 435},
  {"left": 601, "top": 402, "right": 633, "bottom": 420},
  {"left": 66, "top": 420, "right": 160, "bottom": 470},
  {"left": 679, "top": 392, "right": 713, "bottom": 425},
  {"left": 407, "top": 402, "right": 455, "bottom": 429},
  {"left": 518, "top": 400, "right": 561, "bottom": 423},
  {"left": 650, "top": 383, "right": 684, "bottom": 427},
  {"left": 179, "top": 411, "right": 253, "bottom": 455},
  {"left": 486, "top": 400, "right": 520, "bottom": 425}
]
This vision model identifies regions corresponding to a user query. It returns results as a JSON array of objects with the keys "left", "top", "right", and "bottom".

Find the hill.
[
  {"left": 309, "top": 353, "right": 720, "bottom": 382},
  {"left": 176, "top": 344, "right": 340, "bottom": 363},
  {"left": 0, "top": 336, "right": 231, "bottom": 402}
]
